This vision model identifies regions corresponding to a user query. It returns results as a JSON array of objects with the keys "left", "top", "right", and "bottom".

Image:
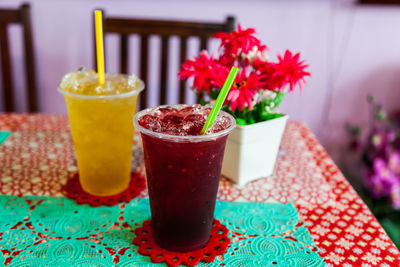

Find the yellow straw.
[{"left": 94, "top": 10, "right": 105, "bottom": 86}]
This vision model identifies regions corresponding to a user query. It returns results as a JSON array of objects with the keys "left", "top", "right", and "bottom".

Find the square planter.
[{"left": 221, "top": 115, "right": 288, "bottom": 185}]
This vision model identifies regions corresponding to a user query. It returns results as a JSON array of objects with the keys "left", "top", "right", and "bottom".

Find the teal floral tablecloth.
[
  {"left": 0, "top": 196, "right": 324, "bottom": 266},
  {"left": 0, "top": 131, "right": 11, "bottom": 145}
]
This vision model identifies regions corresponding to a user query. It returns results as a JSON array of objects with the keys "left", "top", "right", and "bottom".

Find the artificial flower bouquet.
[
  {"left": 347, "top": 95, "right": 400, "bottom": 247},
  {"left": 178, "top": 25, "right": 310, "bottom": 125},
  {"left": 348, "top": 96, "right": 400, "bottom": 209}
]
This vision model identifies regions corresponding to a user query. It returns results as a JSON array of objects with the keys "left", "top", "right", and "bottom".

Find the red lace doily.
[
  {"left": 63, "top": 172, "right": 146, "bottom": 207},
  {"left": 133, "top": 219, "right": 231, "bottom": 267}
]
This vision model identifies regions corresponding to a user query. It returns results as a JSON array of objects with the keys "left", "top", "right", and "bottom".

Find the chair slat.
[
  {"left": 99, "top": 15, "right": 235, "bottom": 110},
  {"left": 120, "top": 35, "right": 128, "bottom": 74},
  {"left": 106, "top": 18, "right": 232, "bottom": 36},
  {"left": 21, "top": 4, "right": 38, "bottom": 112},
  {"left": 159, "top": 36, "right": 168, "bottom": 105},
  {"left": 0, "top": 10, "right": 19, "bottom": 25},
  {"left": 200, "top": 38, "right": 207, "bottom": 51},
  {"left": 179, "top": 36, "right": 187, "bottom": 104},
  {"left": 226, "top": 16, "right": 235, "bottom": 33},
  {"left": 139, "top": 35, "right": 149, "bottom": 110},
  {"left": 0, "top": 4, "right": 37, "bottom": 112},
  {"left": 0, "top": 26, "right": 15, "bottom": 112}
]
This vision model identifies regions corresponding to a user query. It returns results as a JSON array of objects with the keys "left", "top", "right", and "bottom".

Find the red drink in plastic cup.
[{"left": 134, "top": 104, "right": 235, "bottom": 252}]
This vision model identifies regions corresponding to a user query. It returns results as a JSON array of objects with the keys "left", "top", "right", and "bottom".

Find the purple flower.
[
  {"left": 365, "top": 158, "right": 399, "bottom": 199},
  {"left": 388, "top": 151, "right": 400, "bottom": 175},
  {"left": 367, "top": 127, "right": 390, "bottom": 160},
  {"left": 391, "top": 183, "right": 400, "bottom": 210},
  {"left": 348, "top": 97, "right": 400, "bottom": 210},
  {"left": 371, "top": 132, "right": 385, "bottom": 148}
]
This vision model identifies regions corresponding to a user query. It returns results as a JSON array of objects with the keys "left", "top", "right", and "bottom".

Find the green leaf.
[
  {"left": 236, "top": 118, "right": 247, "bottom": 125},
  {"left": 225, "top": 102, "right": 285, "bottom": 124},
  {"left": 259, "top": 110, "right": 270, "bottom": 121},
  {"left": 209, "top": 89, "right": 220, "bottom": 100},
  {"left": 247, "top": 116, "right": 256, "bottom": 125},
  {"left": 222, "top": 106, "right": 235, "bottom": 117},
  {"left": 377, "top": 110, "right": 386, "bottom": 121},
  {"left": 388, "top": 210, "right": 400, "bottom": 222},
  {"left": 199, "top": 98, "right": 208, "bottom": 106},
  {"left": 250, "top": 103, "right": 260, "bottom": 122},
  {"left": 379, "top": 218, "right": 400, "bottom": 248},
  {"left": 260, "top": 113, "right": 284, "bottom": 121},
  {"left": 272, "top": 92, "right": 285, "bottom": 110},
  {"left": 372, "top": 200, "right": 395, "bottom": 217},
  {"left": 345, "top": 123, "right": 361, "bottom": 137}
]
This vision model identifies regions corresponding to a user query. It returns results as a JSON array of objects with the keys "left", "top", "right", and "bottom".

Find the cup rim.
[
  {"left": 57, "top": 76, "right": 145, "bottom": 99},
  {"left": 133, "top": 104, "right": 236, "bottom": 142}
]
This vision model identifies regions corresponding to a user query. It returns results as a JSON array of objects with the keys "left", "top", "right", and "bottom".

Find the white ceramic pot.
[{"left": 221, "top": 115, "right": 288, "bottom": 185}]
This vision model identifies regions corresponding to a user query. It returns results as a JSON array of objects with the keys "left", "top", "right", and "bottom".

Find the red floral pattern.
[
  {"left": 63, "top": 172, "right": 146, "bottom": 207},
  {"left": 294, "top": 124, "right": 400, "bottom": 266},
  {"left": 133, "top": 219, "right": 230, "bottom": 267},
  {"left": 217, "top": 123, "right": 336, "bottom": 206},
  {"left": 0, "top": 114, "right": 399, "bottom": 265}
]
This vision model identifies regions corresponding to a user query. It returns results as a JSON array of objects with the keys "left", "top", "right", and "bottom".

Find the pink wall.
[{"left": 2, "top": 0, "right": 400, "bottom": 160}]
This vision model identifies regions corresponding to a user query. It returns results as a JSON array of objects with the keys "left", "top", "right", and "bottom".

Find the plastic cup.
[
  {"left": 58, "top": 76, "right": 144, "bottom": 196},
  {"left": 134, "top": 104, "right": 236, "bottom": 252}
]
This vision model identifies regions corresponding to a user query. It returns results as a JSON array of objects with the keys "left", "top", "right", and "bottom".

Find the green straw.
[{"left": 201, "top": 66, "right": 239, "bottom": 135}]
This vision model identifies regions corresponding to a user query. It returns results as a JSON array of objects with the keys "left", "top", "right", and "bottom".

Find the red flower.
[
  {"left": 178, "top": 25, "right": 311, "bottom": 117},
  {"left": 215, "top": 24, "right": 267, "bottom": 65},
  {"left": 273, "top": 50, "right": 310, "bottom": 92},
  {"left": 253, "top": 61, "right": 280, "bottom": 89},
  {"left": 225, "top": 69, "right": 265, "bottom": 111},
  {"left": 178, "top": 51, "right": 227, "bottom": 93}
]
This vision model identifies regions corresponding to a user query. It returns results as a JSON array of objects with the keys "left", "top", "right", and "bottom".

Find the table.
[{"left": 0, "top": 113, "right": 399, "bottom": 266}]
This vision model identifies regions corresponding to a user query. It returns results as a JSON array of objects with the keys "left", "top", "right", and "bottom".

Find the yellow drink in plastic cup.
[{"left": 58, "top": 70, "right": 144, "bottom": 196}]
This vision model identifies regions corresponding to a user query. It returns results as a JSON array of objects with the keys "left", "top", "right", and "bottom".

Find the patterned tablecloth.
[{"left": 0, "top": 113, "right": 399, "bottom": 266}]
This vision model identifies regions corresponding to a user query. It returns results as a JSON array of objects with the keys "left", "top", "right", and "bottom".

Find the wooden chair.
[
  {"left": 94, "top": 12, "right": 235, "bottom": 110},
  {"left": 0, "top": 3, "right": 38, "bottom": 112}
]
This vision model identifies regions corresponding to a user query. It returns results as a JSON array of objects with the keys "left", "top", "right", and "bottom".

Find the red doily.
[
  {"left": 62, "top": 172, "right": 146, "bottom": 207},
  {"left": 133, "top": 219, "right": 231, "bottom": 267}
]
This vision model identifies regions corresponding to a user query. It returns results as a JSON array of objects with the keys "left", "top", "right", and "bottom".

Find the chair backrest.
[
  {"left": 94, "top": 12, "right": 235, "bottom": 110},
  {"left": 0, "top": 3, "right": 38, "bottom": 112}
]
